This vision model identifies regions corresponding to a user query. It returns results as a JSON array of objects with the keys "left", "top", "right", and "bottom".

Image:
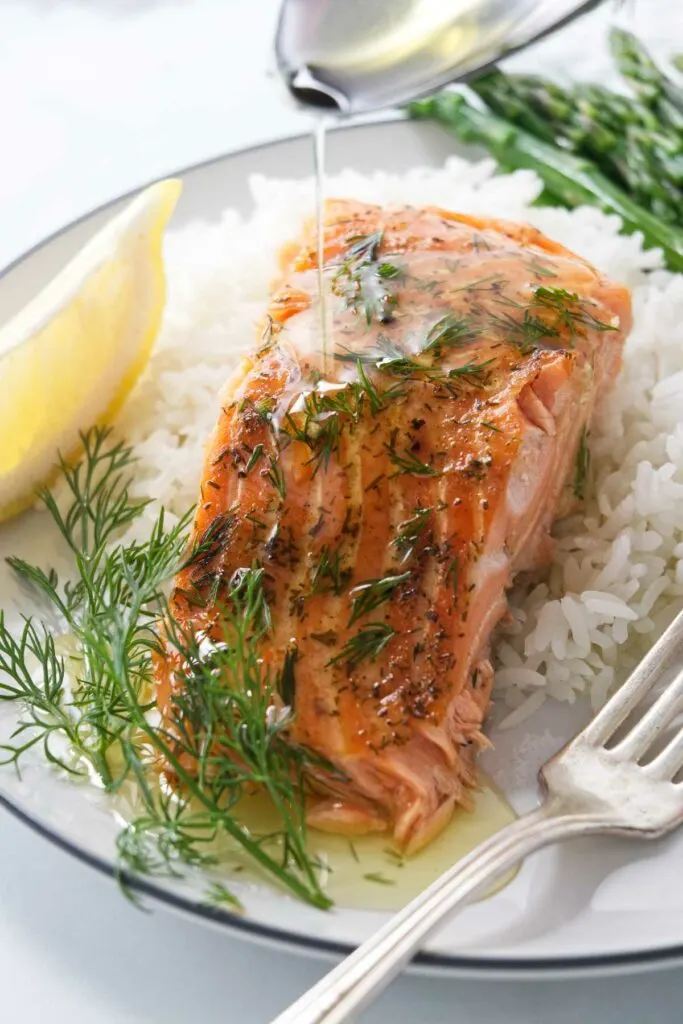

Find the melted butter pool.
[{"left": 234, "top": 779, "right": 517, "bottom": 912}]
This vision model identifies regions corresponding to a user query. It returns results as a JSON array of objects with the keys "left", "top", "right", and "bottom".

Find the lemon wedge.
[{"left": 0, "top": 178, "right": 182, "bottom": 524}]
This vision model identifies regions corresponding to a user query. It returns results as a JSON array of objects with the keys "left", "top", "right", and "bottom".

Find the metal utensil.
[
  {"left": 276, "top": 0, "right": 604, "bottom": 113},
  {"left": 273, "top": 607, "right": 683, "bottom": 1024}
]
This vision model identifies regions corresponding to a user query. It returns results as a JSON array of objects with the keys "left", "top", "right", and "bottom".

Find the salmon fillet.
[{"left": 156, "top": 200, "right": 631, "bottom": 853}]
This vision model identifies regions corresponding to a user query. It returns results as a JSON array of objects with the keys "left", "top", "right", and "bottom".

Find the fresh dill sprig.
[
  {"left": 347, "top": 571, "right": 411, "bottom": 627},
  {"left": 392, "top": 507, "right": 433, "bottom": 563},
  {"left": 329, "top": 622, "right": 396, "bottom": 668},
  {"left": 0, "top": 426, "right": 330, "bottom": 909},
  {"left": 0, "top": 617, "right": 82, "bottom": 774}
]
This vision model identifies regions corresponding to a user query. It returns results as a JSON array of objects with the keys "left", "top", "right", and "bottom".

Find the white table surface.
[{"left": 2, "top": 1, "right": 683, "bottom": 1021}]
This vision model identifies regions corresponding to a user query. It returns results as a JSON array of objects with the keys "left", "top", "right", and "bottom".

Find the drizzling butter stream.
[{"left": 313, "top": 115, "right": 331, "bottom": 370}]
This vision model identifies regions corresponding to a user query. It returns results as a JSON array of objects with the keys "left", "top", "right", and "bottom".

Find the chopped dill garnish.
[
  {"left": 533, "top": 286, "right": 618, "bottom": 336},
  {"left": 205, "top": 882, "right": 245, "bottom": 913},
  {"left": 377, "top": 351, "right": 493, "bottom": 395},
  {"left": 265, "top": 455, "right": 287, "bottom": 499},
  {"left": 244, "top": 443, "right": 265, "bottom": 475},
  {"left": 377, "top": 262, "right": 403, "bottom": 280},
  {"left": 332, "top": 232, "right": 400, "bottom": 325},
  {"left": 452, "top": 273, "right": 503, "bottom": 294},
  {"left": 309, "top": 543, "right": 351, "bottom": 597},
  {"left": 445, "top": 360, "right": 496, "bottom": 388},
  {"left": 333, "top": 333, "right": 406, "bottom": 366},
  {"left": 421, "top": 313, "right": 476, "bottom": 355},
  {"left": 348, "top": 840, "right": 360, "bottom": 863},
  {"left": 0, "top": 427, "right": 331, "bottom": 910},
  {"left": 280, "top": 371, "right": 404, "bottom": 475},
  {"left": 393, "top": 507, "right": 433, "bottom": 562},
  {"left": 574, "top": 427, "right": 591, "bottom": 500},
  {"left": 527, "top": 260, "right": 558, "bottom": 279},
  {"left": 329, "top": 622, "right": 396, "bottom": 668},
  {"left": 488, "top": 307, "right": 558, "bottom": 354},
  {"left": 363, "top": 872, "right": 396, "bottom": 885},
  {"left": 493, "top": 286, "right": 617, "bottom": 351},
  {"left": 385, "top": 444, "right": 439, "bottom": 477},
  {"left": 348, "top": 571, "right": 411, "bottom": 627},
  {"left": 254, "top": 395, "right": 277, "bottom": 422},
  {"left": 446, "top": 556, "right": 460, "bottom": 596}
]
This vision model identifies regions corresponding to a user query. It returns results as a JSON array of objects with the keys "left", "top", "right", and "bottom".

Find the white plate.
[{"left": 2, "top": 119, "right": 683, "bottom": 980}]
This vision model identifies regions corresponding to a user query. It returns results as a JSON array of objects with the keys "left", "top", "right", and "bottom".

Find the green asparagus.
[
  {"left": 610, "top": 28, "right": 683, "bottom": 113},
  {"left": 409, "top": 91, "right": 683, "bottom": 273},
  {"left": 469, "top": 68, "right": 682, "bottom": 223}
]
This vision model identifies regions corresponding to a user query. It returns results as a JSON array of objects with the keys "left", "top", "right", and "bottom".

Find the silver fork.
[{"left": 273, "top": 607, "right": 683, "bottom": 1024}]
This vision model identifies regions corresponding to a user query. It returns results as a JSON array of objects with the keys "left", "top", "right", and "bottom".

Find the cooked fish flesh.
[{"left": 156, "top": 200, "right": 631, "bottom": 853}]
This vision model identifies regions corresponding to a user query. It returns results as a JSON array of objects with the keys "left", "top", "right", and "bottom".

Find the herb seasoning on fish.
[{"left": 156, "top": 198, "right": 631, "bottom": 855}]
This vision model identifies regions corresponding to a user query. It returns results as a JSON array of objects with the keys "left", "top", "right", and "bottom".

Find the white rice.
[{"left": 114, "top": 155, "right": 683, "bottom": 727}]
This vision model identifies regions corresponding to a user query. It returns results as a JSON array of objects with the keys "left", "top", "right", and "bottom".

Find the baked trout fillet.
[{"left": 156, "top": 199, "right": 631, "bottom": 853}]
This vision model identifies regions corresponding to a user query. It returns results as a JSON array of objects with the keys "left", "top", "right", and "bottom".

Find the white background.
[{"left": 2, "top": 0, "right": 683, "bottom": 1021}]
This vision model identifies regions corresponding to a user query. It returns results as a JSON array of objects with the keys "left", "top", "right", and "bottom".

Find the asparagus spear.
[
  {"left": 409, "top": 92, "right": 683, "bottom": 273},
  {"left": 471, "top": 70, "right": 683, "bottom": 212},
  {"left": 469, "top": 70, "right": 558, "bottom": 144},
  {"left": 472, "top": 61, "right": 683, "bottom": 224},
  {"left": 610, "top": 27, "right": 683, "bottom": 113}
]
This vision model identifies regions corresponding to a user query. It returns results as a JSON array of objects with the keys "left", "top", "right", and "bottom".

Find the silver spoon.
[{"left": 276, "top": 0, "right": 605, "bottom": 113}]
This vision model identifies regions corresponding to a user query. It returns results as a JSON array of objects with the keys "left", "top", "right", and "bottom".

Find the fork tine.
[
  {"left": 611, "top": 667, "right": 683, "bottom": 761},
  {"left": 644, "top": 727, "right": 683, "bottom": 781},
  {"left": 583, "top": 607, "right": 683, "bottom": 747}
]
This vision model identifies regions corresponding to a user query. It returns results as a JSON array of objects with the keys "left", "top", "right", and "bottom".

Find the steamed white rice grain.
[{"left": 111, "top": 154, "right": 683, "bottom": 726}]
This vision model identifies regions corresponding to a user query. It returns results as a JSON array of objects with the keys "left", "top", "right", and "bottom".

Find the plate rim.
[{"left": 2, "top": 124, "right": 683, "bottom": 979}]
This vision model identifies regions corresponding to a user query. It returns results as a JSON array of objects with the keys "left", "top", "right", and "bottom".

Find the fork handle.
[{"left": 272, "top": 802, "right": 604, "bottom": 1024}]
